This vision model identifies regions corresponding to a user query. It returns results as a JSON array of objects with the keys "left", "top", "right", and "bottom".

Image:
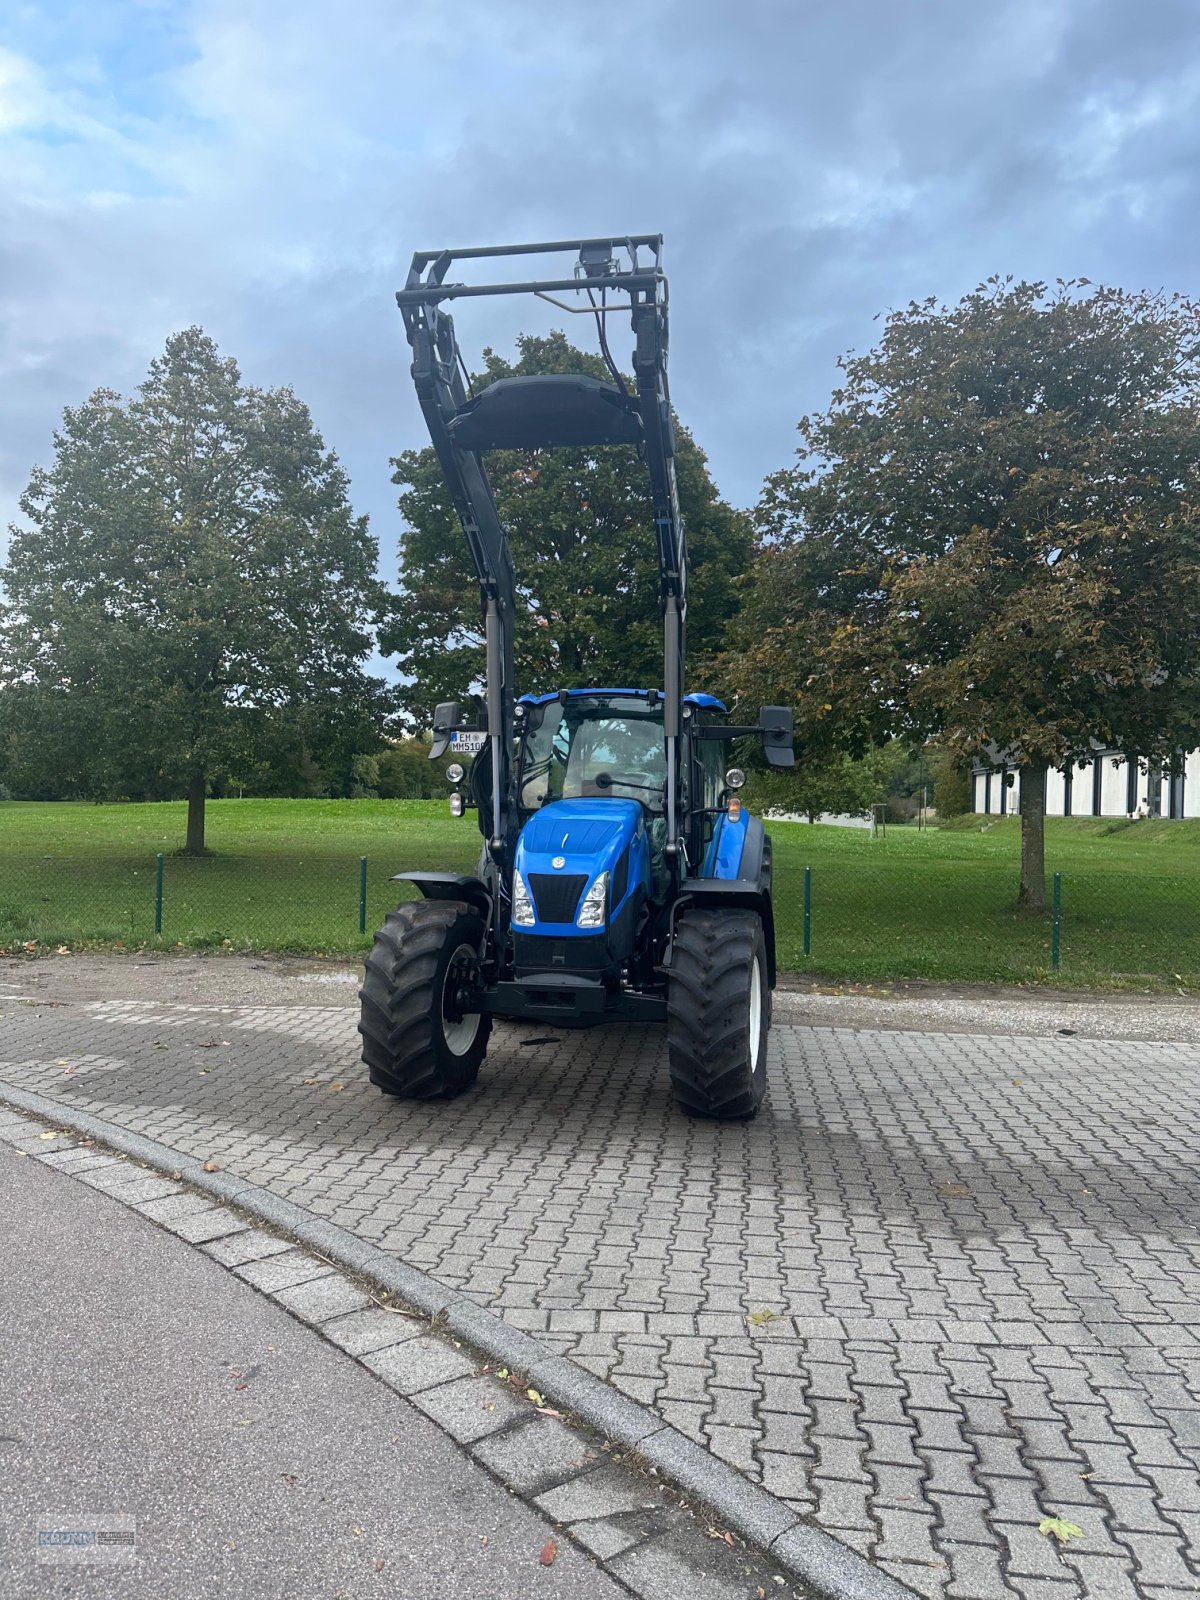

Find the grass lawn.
[
  {"left": 770, "top": 814, "right": 1200, "bottom": 988},
  {"left": 2, "top": 798, "right": 1198, "bottom": 987}
]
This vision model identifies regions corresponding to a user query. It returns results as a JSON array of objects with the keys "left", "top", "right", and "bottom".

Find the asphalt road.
[{"left": 0, "top": 1141, "right": 622, "bottom": 1600}]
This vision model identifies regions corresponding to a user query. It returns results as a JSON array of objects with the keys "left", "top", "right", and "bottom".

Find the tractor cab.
[{"left": 508, "top": 689, "right": 688, "bottom": 984}]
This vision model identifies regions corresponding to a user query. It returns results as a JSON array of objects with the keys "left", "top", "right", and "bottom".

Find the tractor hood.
[{"left": 514, "top": 798, "right": 643, "bottom": 928}]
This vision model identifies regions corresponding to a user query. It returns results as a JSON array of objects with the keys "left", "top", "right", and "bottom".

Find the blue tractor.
[{"left": 359, "top": 237, "right": 794, "bottom": 1118}]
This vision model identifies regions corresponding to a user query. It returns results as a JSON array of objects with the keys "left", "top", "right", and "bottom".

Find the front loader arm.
[{"left": 395, "top": 235, "right": 687, "bottom": 901}]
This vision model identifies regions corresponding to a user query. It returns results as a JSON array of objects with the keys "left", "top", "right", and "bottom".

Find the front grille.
[{"left": 528, "top": 872, "right": 588, "bottom": 924}]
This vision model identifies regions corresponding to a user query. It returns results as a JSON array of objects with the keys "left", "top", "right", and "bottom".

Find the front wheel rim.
[
  {"left": 748, "top": 953, "right": 763, "bottom": 1067},
  {"left": 442, "top": 943, "right": 483, "bottom": 1057}
]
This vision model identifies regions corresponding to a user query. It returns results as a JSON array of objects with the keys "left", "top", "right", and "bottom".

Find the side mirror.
[
  {"left": 429, "top": 700, "right": 462, "bottom": 761},
  {"left": 758, "top": 706, "right": 795, "bottom": 769}
]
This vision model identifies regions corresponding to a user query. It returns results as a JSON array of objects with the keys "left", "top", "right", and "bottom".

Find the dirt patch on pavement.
[{"left": 3, "top": 949, "right": 1200, "bottom": 1043}]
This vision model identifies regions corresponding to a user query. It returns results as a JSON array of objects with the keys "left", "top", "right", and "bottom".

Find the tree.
[
  {"left": 930, "top": 746, "right": 972, "bottom": 818},
  {"left": 744, "top": 746, "right": 895, "bottom": 822},
  {"left": 1, "top": 329, "right": 387, "bottom": 852},
  {"left": 381, "top": 332, "right": 753, "bottom": 721},
  {"left": 377, "top": 738, "right": 439, "bottom": 799},
  {"left": 724, "top": 280, "right": 1200, "bottom": 908}
]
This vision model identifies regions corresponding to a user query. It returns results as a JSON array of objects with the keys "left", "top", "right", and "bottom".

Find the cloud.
[{"left": 2, "top": 0, "right": 1199, "bottom": 611}]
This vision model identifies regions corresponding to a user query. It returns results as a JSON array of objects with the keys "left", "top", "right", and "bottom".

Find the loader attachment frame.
[{"left": 395, "top": 237, "right": 687, "bottom": 951}]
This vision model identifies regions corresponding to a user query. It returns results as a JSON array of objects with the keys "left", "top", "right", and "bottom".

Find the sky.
[{"left": 2, "top": 0, "right": 1199, "bottom": 601}]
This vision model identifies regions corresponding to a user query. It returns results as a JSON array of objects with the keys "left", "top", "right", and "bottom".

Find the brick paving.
[{"left": 1, "top": 992, "right": 1198, "bottom": 1599}]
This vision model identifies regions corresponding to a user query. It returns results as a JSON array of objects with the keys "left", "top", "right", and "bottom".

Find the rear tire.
[
  {"left": 666, "top": 909, "right": 768, "bottom": 1119},
  {"left": 359, "top": 900, "right": 491, "bottom": 1099}
]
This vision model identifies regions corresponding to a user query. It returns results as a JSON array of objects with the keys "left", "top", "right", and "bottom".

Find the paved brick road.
[{"left": 2, "top": 992, "right": 1198, "bottom": 1600}]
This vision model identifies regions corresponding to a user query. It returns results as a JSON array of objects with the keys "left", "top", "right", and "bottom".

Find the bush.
[
  {"left": 377, "top": 739, "right": 439, "bottom": 799},
  {"left": 931, "top": 748, "right": 972, "bottom": 817}
]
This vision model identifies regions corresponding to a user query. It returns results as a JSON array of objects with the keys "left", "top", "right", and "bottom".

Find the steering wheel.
[{"left": 593, "top": 771, "right": 665, "bottom": 805}]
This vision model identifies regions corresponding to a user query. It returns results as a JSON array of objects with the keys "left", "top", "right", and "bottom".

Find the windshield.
[{"left": 519, "top": 696, "right": 666, "bottom": 811}]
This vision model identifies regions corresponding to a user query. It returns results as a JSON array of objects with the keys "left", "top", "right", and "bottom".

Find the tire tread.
[
  {"left": 666, "top": 908, "right": 766, "bottom": 1119},
  {"left": 358, "top": 900, "right": 489, "bottom": 1099}
]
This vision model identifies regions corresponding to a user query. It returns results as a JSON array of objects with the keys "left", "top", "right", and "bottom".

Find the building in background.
[{"left": 971, "top": 748, "right": 1200, "bottom": 819}]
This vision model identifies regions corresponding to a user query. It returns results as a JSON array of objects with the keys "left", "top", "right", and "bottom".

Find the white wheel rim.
[
  {"left": 748, "top": 953, "right": 763, "bottom": 1067},
  {"left": 442, "top": 943, "right": 483, "bottom": 1057}
]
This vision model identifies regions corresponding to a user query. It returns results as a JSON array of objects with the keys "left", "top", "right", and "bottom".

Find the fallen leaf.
[
  {"left": 937, "top": 1182, "right": 970, "bottom": 1199},
  {"left": 202, "top": 1160, "right": 219, "bottom": 1173},
  {"left": 38, "top": 1131, "right": 59, "bottom": 1141},
  {"left": 539, "top": 1538, "right": 557, "bottom": 1566},
  {"left": 329, "top": 1082, "right": 344, "bottom": 1093},
  {"left": 747, "top": 1308, "right": 778, "bottom": 1326},
  {"left": 1039, "top": 1516, "right": 1084, "bottom": 1544},
  {"left": 496, "top": 1368, "right": 509, "bottom": 1380},
  {"left": 535, "top": 1406, "right": 562, "bottom": 1419},
  {"left": 302, "top": 1077, "right": 319, "bottom": 1086},
  {"left": 526, "top": 1387, "right": 544, "bottom": 1406}
]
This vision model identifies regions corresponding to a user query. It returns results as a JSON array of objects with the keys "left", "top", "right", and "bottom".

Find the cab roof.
[{"left": 518, "top": 688, "right": 726, "bottom": 712}]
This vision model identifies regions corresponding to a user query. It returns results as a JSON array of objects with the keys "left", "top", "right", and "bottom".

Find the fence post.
[
  {"left": 803, "top": 864, "right": 812, "bottom": 957},
  {"left": 1051, "top": 871, "right": 1061, "bottom": 972},
  {"left": 359, "top": 857, "right": 368, "bottom": 934},
  {"left": 154, "top": 853, "right": 164, "bottom": 935}
]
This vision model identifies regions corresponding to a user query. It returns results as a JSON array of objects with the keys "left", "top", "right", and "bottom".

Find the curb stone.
[{"left": 0, "top": 1078, "right": 918, "bottom": 1600}]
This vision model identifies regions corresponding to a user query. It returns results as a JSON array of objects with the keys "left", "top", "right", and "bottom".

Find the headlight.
[
  {"left": 576, "top": 871, "right": 608, "bottom": 929},
  {"left": 512, "top": 869, "right": 535, "bottom": 927}
]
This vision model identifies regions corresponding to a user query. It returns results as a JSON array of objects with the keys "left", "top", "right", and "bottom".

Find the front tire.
[
  {"left": 359, "top": 900, "right": 491, "bottom": 1099},
  {"left": 666, "top": 909, "right": 768, "bottom": 1119}
]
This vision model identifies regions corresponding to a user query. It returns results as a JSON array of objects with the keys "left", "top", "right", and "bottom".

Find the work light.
[
  {"left": 576, "top": 872, "right": 608, "bottom": 929},
  {"left": 512, "top": 870, "right": 536, "bottom": 927}
]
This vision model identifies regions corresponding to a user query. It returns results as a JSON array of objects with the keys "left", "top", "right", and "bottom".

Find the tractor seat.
[{"left": 448, "top": 374, "right": 643, "bottom": 451}]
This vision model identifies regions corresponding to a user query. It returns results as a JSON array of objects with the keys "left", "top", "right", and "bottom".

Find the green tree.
[
  {"left": 377, "top": 738, "right": 438, "bottom": 799},
  {"left": 1, "top": 329, "right": 386, "bottom": 850},
  {"left": 930, "top": 746, "right": 972, "bottom": 818},
  {"left": 744, "top": 746, "right": 894, "bottom": 822},
  {"left": 725, "top": 280, "right": 1200, "bottom": 908},
  {"left": 381, "top": 332, "right": 752, "bottom": 720}
]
